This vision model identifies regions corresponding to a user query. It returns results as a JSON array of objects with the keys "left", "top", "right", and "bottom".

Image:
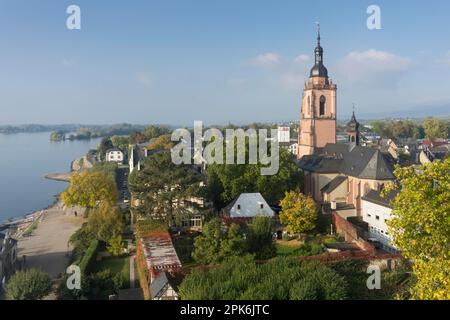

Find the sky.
[{"left": 0, "top": 0, "right": 449, "bottom": 126}]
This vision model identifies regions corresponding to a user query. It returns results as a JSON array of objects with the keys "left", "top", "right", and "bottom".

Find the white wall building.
[
  {"left": 361, "top": 189, "right": 399, "bottom": 253},
  {"left": 277, "top": 127, "right": 290, "bottom": 143},
  {"left": 106, "top": 148, "right": 124, "bottom": 163}
]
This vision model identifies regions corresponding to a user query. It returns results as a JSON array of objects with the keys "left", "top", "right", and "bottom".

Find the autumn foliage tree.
[
  {"left": 422, "top": 117, "right": 448, "bottom": 139},
  {"left": 386, "top": 158, "right": 450, "bottom": 300},
  {"left": 88, "top": 201, "right": 124, "bottom": 242},
  {"left": 62, "top": 171, "right": 118, "bottom": 209},
  {"left": 279, "top": 192, "right": 317, "bottom": 235}
]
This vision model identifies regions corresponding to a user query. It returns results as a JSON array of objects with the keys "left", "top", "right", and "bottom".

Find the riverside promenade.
[{"left": 17, "top": 201, "right": 85, "bottom": 279}]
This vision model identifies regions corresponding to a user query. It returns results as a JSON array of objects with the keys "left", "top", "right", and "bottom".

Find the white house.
[
  {"left": 288, "top": 141, "right": 298, "bottom": 156},
  {"left": 106, "top": 148, "right": 124, "bottom": 163},
  {"left": 361, "top": 189, "right": 399, "bottom": 253},
  {"left": 228, "top": 193, "right": 274, "bottom": 219}
]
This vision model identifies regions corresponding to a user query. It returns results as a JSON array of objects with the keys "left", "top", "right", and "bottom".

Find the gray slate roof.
[
  {"left": 298, "top": 143, "right": 396, "bottom": 180},
  {"left": 320, "top": 175, "right": 347, "bottom": 193},
  {"left": 361, "top": 189, "right": 399, "bottom": 208}
]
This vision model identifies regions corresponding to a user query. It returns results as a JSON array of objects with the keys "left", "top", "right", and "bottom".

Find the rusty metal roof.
[{"left": 140, "top": 232, "right": 182, "bottom": 272}]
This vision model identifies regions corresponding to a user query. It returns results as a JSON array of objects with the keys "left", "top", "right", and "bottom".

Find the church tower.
[
  {"left": 346, "top": 109, "right": 360, "bottom": 148},
  {"left": 297, "top": 26, "right": 337, "bottom": 159}
]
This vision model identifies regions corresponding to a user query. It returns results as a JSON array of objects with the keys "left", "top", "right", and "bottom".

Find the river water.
[{"left": 0, "top": 132, "right": 100, "bottom": 222}]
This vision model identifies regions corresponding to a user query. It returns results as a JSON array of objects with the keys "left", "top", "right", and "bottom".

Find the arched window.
[{"left": 319, "top": 96, "right": 326, "bottom": 116}]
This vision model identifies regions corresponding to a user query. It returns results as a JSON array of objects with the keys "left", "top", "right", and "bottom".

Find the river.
[{"left": 0, "top": 132, "right": 100, "bottom": 222}]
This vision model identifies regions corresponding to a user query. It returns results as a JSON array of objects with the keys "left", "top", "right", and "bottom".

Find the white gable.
[{"left": 229, "top": 193, "right": 274, "bottom": 218}]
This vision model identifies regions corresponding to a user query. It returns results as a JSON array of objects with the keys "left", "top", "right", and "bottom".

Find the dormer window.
[
  {"left": 237, "top": 204, "right": 241, "bottom": 210},
  {"left": 260, "top": 204, "right": 264, "bottom": 209}
]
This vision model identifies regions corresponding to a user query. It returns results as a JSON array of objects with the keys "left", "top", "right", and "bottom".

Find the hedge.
[{"left": 78, "top": 239, "right": 100, "bottom": 274}]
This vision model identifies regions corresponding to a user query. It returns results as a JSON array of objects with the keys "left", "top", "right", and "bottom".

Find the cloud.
[
  {"left": 293, "top": 54, "right": 310, "bottom": 64},
  {"left": 251, "top": 52, "right": 281, "bottom": 67},
  {"left": 336, "top": 49, "right": 412, "bottom": 87},
  {"left": 136, "top": 72, "right": 153, "bottom": 89}
]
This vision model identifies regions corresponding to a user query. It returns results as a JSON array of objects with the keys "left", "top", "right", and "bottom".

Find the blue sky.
[{"left": 0, "top": 0, "right": 449, "bottom": 125}]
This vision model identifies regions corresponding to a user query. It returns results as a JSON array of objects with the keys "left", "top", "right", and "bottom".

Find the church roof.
[
  {"left": 362, "top": 189, "right": 399, "bottom": 208},
  {"left": 320, "top": 175, "right": 347, "bottom": 193},
  {"left": 298, "top": 144, "right": 396, "bottom": 180},
  {"left": 346, "top": 111, "right": 360, "bottom": 132},
  {"left": 310, "top": 25, "right": 329, "bottom": 78}
]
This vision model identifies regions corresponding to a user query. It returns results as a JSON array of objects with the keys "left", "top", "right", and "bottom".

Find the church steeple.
[
  {"left": 346, "top": 106, "right": 360, "bottom": 147},
  {"left": 298, "top": 26, "right": 337, "bottom": 159},
  {"left": 310, "top": 23, "right": 328, "bottom": 78}
]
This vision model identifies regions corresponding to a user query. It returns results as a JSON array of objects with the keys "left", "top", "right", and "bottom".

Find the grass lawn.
[
  {"left": 92, "top": 255, "right": 130, "bottom": 289},
  {"left": 275, "top": 234, "right": 344, "bottom": 257},
  {"left": 276, "top": 243, "right": 301, "bottom": 256}
]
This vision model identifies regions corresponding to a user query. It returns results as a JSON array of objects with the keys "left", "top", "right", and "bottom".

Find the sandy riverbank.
[
  {"left": 13, "top": 154, "right": 91, "bottom": 280},
  {"left": 17, "top": 200, "right": 86, "bottom": 279},
  {"left": 45, "top": 155, "right": 93, "bottom": 182}
]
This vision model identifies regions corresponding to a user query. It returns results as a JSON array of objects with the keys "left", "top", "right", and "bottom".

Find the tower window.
[{"left": 319, "top": 96, "right": 326, "bottom": 116}]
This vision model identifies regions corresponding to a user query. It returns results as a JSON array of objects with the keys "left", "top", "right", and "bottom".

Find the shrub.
[
  {"left": 78, "top": 239, "right": 100, "bottom": 274},
  {"left": 5, "top": 269, "right": 52, "bottom": 300}
]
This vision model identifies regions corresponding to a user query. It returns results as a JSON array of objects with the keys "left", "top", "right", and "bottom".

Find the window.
[
  {"left": 260, "top": 204, "right": 264, "bottom": 209},
  {"left": 376, "top": 215, "right": 380, "bottom": 221},
  {"left": 237, "top": 204, "right": 241, "bottom": 210},
  {"left": 367, "top": 214, "right": 371, "bottom": 218},
  {"left": 319, "top": 96, "right": 326, "bottom": 116}
]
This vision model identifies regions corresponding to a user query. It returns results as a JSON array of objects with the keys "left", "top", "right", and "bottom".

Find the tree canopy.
[
  {"left": 386, "top": 158, "right": 450, "bottom": 299},
  {"left": 192, "top": 218, "right": 246, "bottom": 264},
  {"left": 422, "top": 118, "right": 449, "bottom": 139},
  {"left": 62, "top": 170, "right": 118, "bottom": 209},
  {"left": 246, "top": 216, "right": 276, "bottom": 259},
  {"left": 206, "top": 148, "right": 303, "bottom": 208},
  {"left": 87, "top": 201, "right": 125, "bottom": 242},
  {"left": 279, "top": 192, "right": 317, "bottom": 235},
  {"left": 128, "top": 151, "right": 206, "bottom": 225}
]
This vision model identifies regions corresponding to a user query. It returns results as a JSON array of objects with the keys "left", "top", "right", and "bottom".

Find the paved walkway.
[{"left": 17, "top": 202, "right": 85, "bottom": 279}]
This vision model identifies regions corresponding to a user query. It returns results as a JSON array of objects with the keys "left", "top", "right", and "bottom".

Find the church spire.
[
  {"left": 317, "top": 22, "right": 321, "bottom": 46},
  {"left": 310, "top": 23, "right": 328, "bottom": 78}
]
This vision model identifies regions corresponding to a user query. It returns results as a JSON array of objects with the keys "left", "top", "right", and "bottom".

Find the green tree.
[
  {"left": 88, "top": 202, "right": 124, "bottom": 242},
  {"left": 5, "top": 269, "right": 52, "bottom": 300},
  {"left": 422, "top": 118, "right": 448, "bottom": 139},
  {"left": 62, "top": 171, "right": 118, "bottom": 209},
  {"left": 107, "top": 234, "right": 126, "bottom": 257},
  {"left": 246, "top": 216, "right": 276, "bottom": 259},
  {"left": 142, "top": 125, "right": 171, "bottom": 141},
  {"left": 207, "top": 148, "right": 302, "bottom": 207},
  {"left": 279, "top": 192, "right": 317, "bottom": 235},
  {"left": 128, "top": 151, "right": 205, "bottom": 225},
  {"left": 192, "top": 218, "right": 246, "bottom": 264},
  {"left": 386, "top": 158, "right": 450, "bottom": 300},
  {"left": 98, "top": 137, "right": 114, "bottom": 161}
]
